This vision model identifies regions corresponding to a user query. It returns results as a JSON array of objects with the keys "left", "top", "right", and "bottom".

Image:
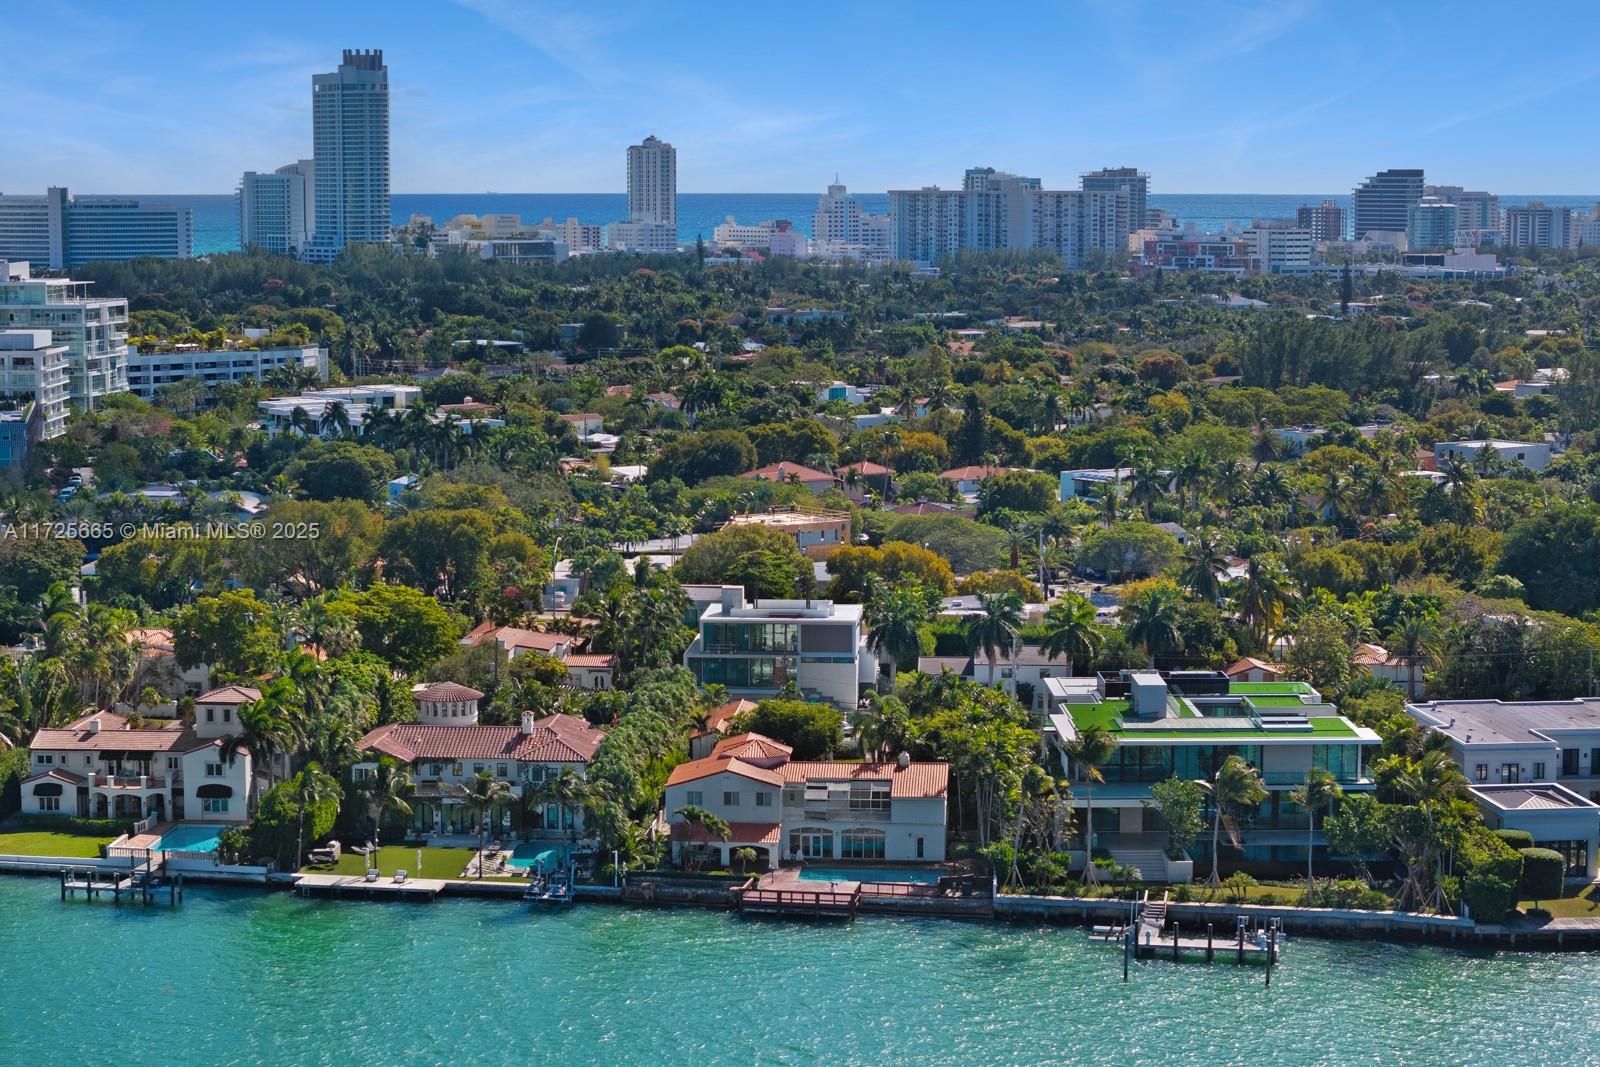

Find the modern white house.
[
  {"left": 663, "top": 733, "right": 948, "bottom": 869},
  {"left": 256, "top": 383, "right": 421, "bottom": 436},
  {"left": 21, "top": 701, "right": 255, "bottom": 824},
  {"left": 0, "top": 259, "right": 129, "bottom": 410},
  {"left": 356, "top": 683, "right": 606, "bottom": 836},
  {"left": 1406, "top": 698, "right": 1600, "bottom": 800},
  {"left": 1433, "top": 439, "right": 1555, "bottom": 473},
  {"left": 126, "top": 342, "right": 327, "bottom": 399},
  {"left": 1471, "top": 783, "right": 1600, "bottom": 881},
  {"left": 1046, "top": 670, "right": 1380, "bottom": 880},
  {"left": 683, "top": 591, "right": 876, "bottom": 710}
]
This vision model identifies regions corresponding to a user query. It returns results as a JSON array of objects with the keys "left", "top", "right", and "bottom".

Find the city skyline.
[{"left": 8, "top": 0, "right": 1600, "bottom": 196}]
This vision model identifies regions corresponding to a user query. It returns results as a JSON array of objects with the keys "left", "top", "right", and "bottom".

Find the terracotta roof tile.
[
  {"left": 196, "top": 685, "right": 261, "bottom": 705},
  {"left": 711, "top": 732, "right": 794, "bottom": 762},
  {"left": 412, "top": 681, "right": 486, "bottom": 703},
  {"left": 665, "top": 755, "right": 785, "bottom": 788},
  {"left": 670, "top": 820, "right": 780, "bottom": 845},
  {"left": 743, "top": 462, "right": 838, "bottom": 484},
  {"left": 777, "top": 760, "right": 950, "bottom": 798},
  {"left": 358, "top": 715, "right": 604, "bottom": 764}
]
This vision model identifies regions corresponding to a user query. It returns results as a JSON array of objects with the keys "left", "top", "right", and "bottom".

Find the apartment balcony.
[
  {"left": 782, "top": 801, "right": 893, "bottom": 822},
  {"left": 89, "top": 774, "right": 168, "bottom": 790}
]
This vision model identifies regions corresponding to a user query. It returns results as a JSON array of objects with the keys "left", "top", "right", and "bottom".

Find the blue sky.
[{"left": 7, "top": 0, "right": 1600, "bottom": 195}]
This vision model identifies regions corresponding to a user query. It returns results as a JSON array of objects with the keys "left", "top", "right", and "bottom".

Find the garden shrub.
[
  {"left": 14, "top": 813, "right": 134, "bottom": 836},
  {"left": 1458, "top": 826, "right": 1524, "bottom": 922},
  {"left": 1517, "top": 847, "right": 1566, "bottom": 905},
  {"left": 1493, "top": 828, "right": 1534, "bottom": 850}
]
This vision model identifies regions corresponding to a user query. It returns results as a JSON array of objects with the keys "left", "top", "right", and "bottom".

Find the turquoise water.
[
  {"left": 797, "top": 865, "right": 943, "bottom": 884},
  {"left": 4, "top": 877, "right": 1600, "bottom": 1065},
  {"left": 153, "top": 824, "right": 224, "bottom": 852},
  {"left": 506, "top": 842, "right": 570, "bottom": 872}
]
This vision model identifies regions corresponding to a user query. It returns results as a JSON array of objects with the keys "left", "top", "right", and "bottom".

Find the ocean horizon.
[{"left": 85, "top": 191, "right": 1600, "bottom": 257}]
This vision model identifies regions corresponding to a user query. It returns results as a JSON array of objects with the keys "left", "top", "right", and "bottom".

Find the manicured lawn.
[
  {"left": 0, "top": 830, "right": 114, "bottom": 858},
  {"left": 1519, "top": 886, "right": 1600, "bottom": 919},
  {"left": 301, "top": 846, "right": 480, "bottom": 881}
]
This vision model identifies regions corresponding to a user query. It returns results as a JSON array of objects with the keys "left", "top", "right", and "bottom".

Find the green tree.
[
  {"left": 328, "top": 584, "right": 462, "bottom": 672},
  {"left": 976, "top": 469, "right": 1058, "bottom": 517},
  {"left": 292, "top": 763, "right": 342, "bottom": 871},
  {"left": 1077, "top": 521, "right": 1182, "bottom": 581},
  {"left": 461, "top": 771, "right": 512, "bottom": 877},
  {"left": 648, "top": 429, "right": 757, "bottom": 485},
  {"left": 358, "top": 756, "right": 414, "bottom": 843},
  {"left": 673, "top": 805, "right": 731, "bottom": 866},
  {"left": 379, "top": 508, "right": 500, "bottom": 600},
  {"left": 1037, "top": 593, "right": 1100, "bottom": 676},
  {"left": 1205, "top": 755, "right": 1267, "bottom": 886},
  {"left": 864, "top": 578, "right": 938, "bottom": 688},
  {"left": 675, "top": 524, "right": 811, "bottom": 599},
  {"left": 1145, "top": 775, "right": 1205, "bottom": 859},
  {"left": 1067, "top": 725, "right": 1118, "bottom": 885},
  {"left": 1290, "top": 767, "right": 1342, "bottom": 899},
  {"left": 1499, "top": 504, "right": 1600, "bottom": 616},
  {"left": 284, "top": 440, "right": 397, "bottom": 503},
  {"left": 171, "top": 589, "right": 279, "bottom": 677},
  {"left": 965, "top": 589, "right": 1023, "bottom": 679},
  {"left": 1121, "top": 581, "right": 1186, "bottom": 667},
  {"left": 734, "top": 699, "right": 844, "bottom": 759}
]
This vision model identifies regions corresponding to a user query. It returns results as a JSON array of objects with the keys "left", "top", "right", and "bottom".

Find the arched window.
[{"left": 840, "top": 828, "right": 886, "bottom": 860}]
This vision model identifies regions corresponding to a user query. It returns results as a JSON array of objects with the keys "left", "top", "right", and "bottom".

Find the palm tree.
[
  {"left": 462, "top": 771, "right": 512, "bottom": 878},
  {"left": 1037, "top": 593, "right": 1099, "bottom": 676},
  {"left": 1127, "top": 464, "right": 1165, "bottom": 519},
  {"left": 320, "top": 400, "right": 351, "bottom": 438},
  {"left": 1205, "top": 755, "right": 1267, "bottom": 886},
  {"left": 358, "top": 756, "right": 414, "bottom": 846},
  {"left": 222, "top": 685, "right": 301, "bottom": 810},
  {"left": 1386, "top": 610, "right": 1435, "bottom": 698},
  {"left": 1238, "top": 557, "right": 1293, "bottom": 648},
  {"left": 673, "top": 805, "right": 731, "bottom": 868},
  {"left": 291, "top": 762, "right": 341, "bottom": 871},
  {"left": 864, "top": 579, "right": 935, "bottom": 690},
  {"left": 1319, "top": 470, "right": 1355, "bottom": 528},
  {"left": 965, "top": 589, "right": 1023, "bottom": 683},
  {"left": 1180, "top": 530, "right": 1228, "bottom": 603},
  {"left": 1250, "top": 420, "right": 1283, "bottom": 470},
  {"left": 537, "top": 766, "right": 592, "bottom": 839},
  {"left": 1066, "top": 725, "right": 1118, "bottom": 886},
  {"left": 1290, "top": 766, "right": 1342, "bottom": 901},
  {"left": 1121, "top": 583, "right": 1185, "bottom": 667}
]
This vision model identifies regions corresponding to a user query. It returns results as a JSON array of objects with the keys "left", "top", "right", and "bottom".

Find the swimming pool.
[
  {"left": 795, "top": 866, "right": 943, "bottom": 885},
  {"left": 153, "top": 825, "right": 225, "bottom": 853},
  {"left": 507, "top": 843, "right": 571, "bottom": 872}
]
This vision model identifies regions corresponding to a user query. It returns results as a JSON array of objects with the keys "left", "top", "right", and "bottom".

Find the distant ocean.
[{"left": 100, "top": 191, "right": 1600, "bottom": 257}]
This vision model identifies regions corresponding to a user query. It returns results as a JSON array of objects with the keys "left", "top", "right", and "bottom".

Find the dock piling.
[{"left": 1207, "top": 923, "right": 1214, "bottom": 962}]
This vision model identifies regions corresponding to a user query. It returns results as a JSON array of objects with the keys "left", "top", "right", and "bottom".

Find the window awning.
[
  {"left": 31, "top": 782, "right": 63, "bottom": 797},
  {"left": 196, "top": 784, "right": 233, "bottom": 799}
]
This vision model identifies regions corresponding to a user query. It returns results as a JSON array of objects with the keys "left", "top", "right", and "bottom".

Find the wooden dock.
[
  {"left": 739, "top": 884, "right": 861, "bottom": 919},
  {"left": 60, "top": 865, "right": 184, "bottom": 905},
  {"left": 293, "top": 872, "right": 445, "bottom": 900},
  {"left": 1090, "top": 891, "right": 1283, "bottom": 974}
]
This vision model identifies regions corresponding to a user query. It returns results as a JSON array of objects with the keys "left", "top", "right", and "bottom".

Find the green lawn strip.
[
  {"left": 301, "top": 846, "right": 480, "bottom": 880},
  {"left": 0, "top": 830, "right": 114, "bottom": 858},
  {"left": 1518, "top": 887, "right": 1600, "bottom": 919}
]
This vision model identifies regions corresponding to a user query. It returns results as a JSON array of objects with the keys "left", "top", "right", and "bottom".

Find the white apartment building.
[
  {"left": 890, "top": 172, "right": 1133, "bottom": 267},
  {"left": 712, "top": 216, "right": 808, "bottom": 256},
  {"left": 1244, "top": 224, "right": 1313, "bottom": 273},
  {"left": 1502, "top": 202, "right": 1572, "bottom": 250},
  {"left": 0, "top": 328, "right": 69, "bottom": 440},
  {"left": 683, "top": 590, "right": 877, "bottom": 710},
  {"left": 460, "top": 238, "right": 568, "bottom": 264},
  {"left": 0, "top": 188, "right": 193, "bottom": 267},
  {"left": 126, "top": 343, "right": 327, "bottom": 399},
  {"left": 256, "top": 382, "right": 420, "bottom": 436},
  {"left": 1434, "top": 438, "right": 1555, "bottom": 473},
  {"left": 239, "top": 161, "right": 314, "bottom": 256},
  {"left": 536, "top": 217, "right": 604, "bottom": 254},
  {"left": 303, "top": 49, "right": 390, "bottom": 263},
  {"left": 812, "top": 181, "right": 892, "bottom": 262},
  {"left": 606, "top": 218, "right": 677, "bottom": 254},
  {"left": 664, "top": 734, "right": 949, "bottom": 868},
  {"left": 0, "top": 259, "right": 128, "bottom": 409},
  {"left": 626, "top": 135, "right": 676, "bottom": 227},
  {"left": 888, "top": 186, "right": 968, "bottom": 264}
]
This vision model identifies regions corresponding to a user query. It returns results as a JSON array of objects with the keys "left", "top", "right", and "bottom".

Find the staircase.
[{"left": 1108, "top": 843, "right": 1171, "bottom": 883}]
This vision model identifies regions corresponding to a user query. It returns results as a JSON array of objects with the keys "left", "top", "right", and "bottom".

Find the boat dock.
[
  {"left": 739, "top": 883, "right": 861, "bottom": 919},
  {"left": 1091, "top": 892, "right": 1283, "bottom": 977},
  {"left": 60, "top": 864, "right": 184, "bottom": 905},
  {"left": 293, "top": 872, "right": 446, "bottom": 900}
]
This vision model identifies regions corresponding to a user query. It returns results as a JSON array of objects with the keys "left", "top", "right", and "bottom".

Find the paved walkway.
[{"left": 293, "top": 872, "right": 448, "bottom": 898}]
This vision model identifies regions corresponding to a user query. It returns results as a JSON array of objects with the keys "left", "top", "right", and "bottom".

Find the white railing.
[{"left": 133, "top": 815, "right": 157, "bottom": 835}]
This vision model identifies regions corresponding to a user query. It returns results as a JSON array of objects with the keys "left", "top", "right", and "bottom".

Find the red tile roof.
[
  {"left": 461, "top": 621, "right": 572, "bottom": 654},
  {"left": 1223, "top": 657, "right": 1281, "bottom": 678},
  {"left": 940, "top": 465, "right": 1010, "bottom": 482},
  {"left": 22, "top": 768, "right": 87, "bottom": 786},
  {"left": 743, "top": 462, "right": 838, "bottom": 484},
  {"left": 777, "top": 760, "right": 950, "bottom": 798},
  {"left": 702, "top": 699, "right": 757, "bottom": 734},
  {"left": 359, "top": 714, "right": 605, "bottom": 764},
  {"left": 837, "top": 460, "right": 892, "bottom": 476},
  {"left": 665, "top": 755, "right": 784, "bottom": 788},
  {"left": 711, "top": 732, "right": 794, "bottom": 762},
  {"left": 563, "top": 653, "right": 616, "bottom": 668},
  {"left": 196, "top": 685, "right": 261, "bottom": 705},
  {"left": 412, "top": 681, "right": 485, "bottom": 703},
  {"left": 30, "top": 712, "right": 197, "bottom": 754},
  {"left": 670, "top": 820, "right": 781, "bottom": 845}
]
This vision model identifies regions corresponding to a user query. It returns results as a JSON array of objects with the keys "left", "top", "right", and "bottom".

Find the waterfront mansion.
[
  {"left": 1045, "top": 669, "right": 1380, "bottom": 881},
  {"left": 355, "top": 682, "right": 606, "bottom": 837},
  {"left": 682, "top": 590, "right": 877, "bottom": 710},
  {"left": 662, "top": 732, "right": 949, "bottom": 870},
  {"left": 20, "top": 686, "right": 260, "bottom": 824}
]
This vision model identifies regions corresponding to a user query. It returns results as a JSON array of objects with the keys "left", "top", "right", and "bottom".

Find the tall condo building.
[
  {"left": 239, "top": 161, "right": 315, "bottom": 256},
  {"left": 303, "top": 49, "right": 390, "bottom": 264},
  {"left": 1351, "top": 168, "right": 1424, "bottom": 238},
  {"left": 627, "top": 135, "right": 677, "bottom": 226},
  {"left": 1502, "top": 202, "right": 1572, "bottom": 249},
  {"left": 0, "top": 259, "right": 129, "bottom": 410},
  {"left": 0, "top": 188, "right": 193, "bottom": 268},
  {"left": 0, "top": 327, "right": 70, "bottom": 474},
  {"left": 889, "top": 167, "right": 1136, "bottom": 267},
  {"left": 1296, "top": 200, "right": 1346, "bottom": 242},
  {"left": 1428, "top": 186, "right": 1500, "bottom": 246},
  {"left": 1407, "top": 197, "right": 1458, "bottom": 251},
  {"left": 1080, "top": 167, "right": 1150, "bottom": 229},
  {"left": 811, "top": 181, "right": 891, "bottom": 261}
]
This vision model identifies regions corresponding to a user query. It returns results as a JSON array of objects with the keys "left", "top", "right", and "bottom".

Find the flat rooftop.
[
  {"left": 1472, "top": 782, "right": 1600, "bottom": 813},
  {"left": 1063, "top": 696, "right": 1372, "bottom": 743},
  {"left": 1408, "top": 699, "right": 1600, "bottom": 747}
]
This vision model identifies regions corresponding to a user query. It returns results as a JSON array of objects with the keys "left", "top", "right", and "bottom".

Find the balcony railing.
[
  {"left": 90, "top": 774, "right": 167, "bottom": 790},
  {"left": 783, "top": 801, "right": 893, "bottom": 821}
]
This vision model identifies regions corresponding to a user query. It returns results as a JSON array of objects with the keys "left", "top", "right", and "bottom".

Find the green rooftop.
[
  {"left": 1064, "top": 701, "right": 1363, "bottom": 740},
  {"left": 1227, "top": 681, "right": 1318, "bottom": 696}
]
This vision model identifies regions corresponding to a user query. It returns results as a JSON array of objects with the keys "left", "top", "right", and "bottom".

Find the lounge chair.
[
  {"left": 364, "top": 868, "right": 379, "bottom": 882},
  {"left": 393, "top": 869, "right": 408, "bottom": 884}
]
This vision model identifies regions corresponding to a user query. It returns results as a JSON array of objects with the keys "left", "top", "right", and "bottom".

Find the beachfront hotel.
[
  {"left": 20, "top": 693, "right": 258, "bottom": 824},
  {"left": 355, "top": 683, "right": 606, "bottom": 837},
  {"left": 1045, "top": 670, "right": 1381, "bottom": 881},
  {"left": 0, "top": 258, "right": 129, "bottom": 410},
  {"left": 682, "top": 590, "right": 877, "bottom": 710},
  {"left": 663, "top": 732, "right": 949, "bottom": 870}
]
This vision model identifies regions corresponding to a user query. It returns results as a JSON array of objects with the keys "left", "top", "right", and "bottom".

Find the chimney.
[
  {"left": 897, "top": 751, "right": 910, "bottom": 770},
  {"left": 521, "top": 710, "right": 536, "bottom": 735},
  {"left": 89, "top": 716, "right": 102, "bottom": 734}
]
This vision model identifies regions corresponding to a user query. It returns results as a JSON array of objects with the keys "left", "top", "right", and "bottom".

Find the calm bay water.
[
  {"left": 108, "top": 191, "right": 1600, "bottom": 257},
  {"left": 4, "top": 877, "right": 1600, "bottom": 1065}
]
